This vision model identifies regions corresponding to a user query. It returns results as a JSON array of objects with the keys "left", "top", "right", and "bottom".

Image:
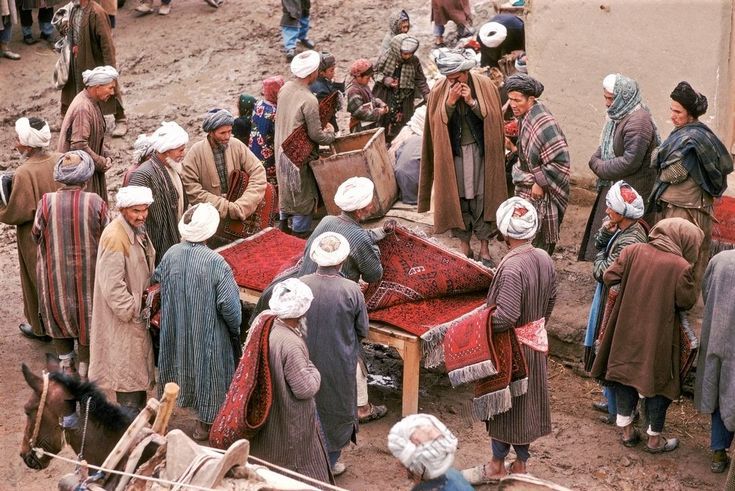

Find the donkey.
[{"left": 20, "top": 354, "right": 134, "bottom": 470}]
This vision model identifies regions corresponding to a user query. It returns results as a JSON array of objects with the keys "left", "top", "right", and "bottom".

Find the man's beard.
[
  {"left": 214, "top": 140, "right": 229, "bottom": 151},
  {"left": 165, "top": 157, "right": 183, "bottom": 175}
]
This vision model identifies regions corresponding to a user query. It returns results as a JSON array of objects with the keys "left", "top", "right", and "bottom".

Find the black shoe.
[
  {"left": 23, "top": 35, "right": 38, "bottom": 45},
  {"left": 19, "top": 323, "right": 51, "bottom": 342},
  {"left": 285, "top": 49, "right": 296, "bottom": 62},
  {"left": 298, "top": 38, "right": 315, "bottom": 49},
  {"left": 592, "top": 401, "right": 609, "bottom": 413}
]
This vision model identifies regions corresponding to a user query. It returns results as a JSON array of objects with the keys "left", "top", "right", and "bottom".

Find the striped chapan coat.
[
  {"left": 32, "top": 187, "right": 109, "bottom": 344},
  {"left": 153, "top": 241, "right": 242, "bottom": 424}
]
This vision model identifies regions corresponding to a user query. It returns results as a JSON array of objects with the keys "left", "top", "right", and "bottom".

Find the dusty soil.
[{"left": 0, "top": 0, "right": 728, "bottom": 489}]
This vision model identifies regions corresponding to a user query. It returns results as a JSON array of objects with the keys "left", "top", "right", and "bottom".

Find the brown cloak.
[{"left": 431, "top": 0, "right": 471, "bottom": 26}]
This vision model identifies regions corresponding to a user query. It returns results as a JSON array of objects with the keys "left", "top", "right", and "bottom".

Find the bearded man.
[
  {"left": 128, "top": 121, "right": 189, "bottom": 264},
  {"left": 0, "top": 117, "right": 59, "bottom": 340}
]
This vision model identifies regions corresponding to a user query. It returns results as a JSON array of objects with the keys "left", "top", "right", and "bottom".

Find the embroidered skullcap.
[
  {"left": 350, "top": 58, "right": 374, "bottom": 77},
  {"left": 238, "top": 94, "right": 257, "bottom": 117},
  {"left": 133, "top": 133, "right": 155, "bottom": 164},
  {"left": 151, "top": 121, "right": 189, "bottom": 154},
  {"left": 269, "top": 278, "right": 314, "bottom": 319},
  {"left": 602, "top": 73, "right": 617, "bottom": 93},
  {"left": 400, "top": 36, "right": 420, "bottom": 54},
  {"left": 82, "top": 65, "right": 119, "bottom": 86},
  {"left": 262, "top": 75, "right": 285, "bottom": 104},
  {"left": 334, "top": 177, "right": 374, "bottom": 212},
  {"left": 496, "top": 196, "right": 538, "bottom": 240},
  {"left": 202, "top": 108, "right": 235, "bottom": 132},
  {"left": 606, "top": 180, "right": 644, "bottom": 220},
  {"left": 479, "top": 22, "right": 508, "bottom": 48},
  {"left": 116, "top": 185, "right": 154, "bottom": 209},
  {"left": 670, "top": 81, "right": 708, "bottom": 118},
  {"left": 387, "top": 414, "right": 458, "bottom": 480},
  {"left": 434, "top": 48, "right": 477, "bottom": 75},
  {"left": 291, "top": 50, "right": 321, "bottom": 78},
  {"left": 178, "top": 203, "right": 220, "bottom": 243},
  {"left": 504, "top": 73, "right": 544, "bottom": 97},
  {"left": 310, "top": 232, "right": 350, "bottom": 267},
  {"left": 15, "top": 117, "right": 51, "bottom": 148},
  {"left": 54, "top": 151, "right": 95, "bottom": 185},
  {"left": 319, "top": 51, "right": 336, "bottom": 71}
]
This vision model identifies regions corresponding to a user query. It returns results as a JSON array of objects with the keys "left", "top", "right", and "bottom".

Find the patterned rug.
[
  {"left": 281, "top": 92, "right": 339, "bottom": 167},
  {"left": 218, "top": 228, "right": 305, "bottom": 291},
  {"left": 712, "top": 196, "right": 735, "bottom": 256},
  {"left": 442, "top": 305, "right": 498, "bottom": 387}
]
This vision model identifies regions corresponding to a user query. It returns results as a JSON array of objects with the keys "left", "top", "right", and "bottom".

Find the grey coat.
[{"left": 280, "top": 0, "right": 309, "bottom": 26}]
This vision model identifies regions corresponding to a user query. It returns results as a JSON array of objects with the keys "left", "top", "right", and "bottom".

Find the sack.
[{"left": 53, "top": 39, "right": 71, "bottom": 90}]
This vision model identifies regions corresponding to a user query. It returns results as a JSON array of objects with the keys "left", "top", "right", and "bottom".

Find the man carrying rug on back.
[{"left": 462, "top": 196, "right": 557, "bottom": 484}]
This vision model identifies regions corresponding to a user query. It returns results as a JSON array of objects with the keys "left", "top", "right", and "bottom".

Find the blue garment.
[
  {"left": 712, "top": 408, "right": 735, "bottom": 451},
  {"left": 280, "top": 211, "right": 312, "bottom": 234},
  {"left": 281, "top": 15, "right": 309, "bottom": 50},
  {"left": 491, "top": 439, "right": 530, "bottom": 462},
  {"left": 1, "top": 16, "right": 12, "bottom": 44},
  {"left": 603, "top": 386, "right": 616, "bottom": 419},
  {"left": 412, "top": 468, "right": 473, "bottom": 491}
]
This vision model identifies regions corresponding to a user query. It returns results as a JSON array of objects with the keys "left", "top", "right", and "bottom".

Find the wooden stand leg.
[{"left": 401, "top": 338, "right": 420, "bottom": 416}]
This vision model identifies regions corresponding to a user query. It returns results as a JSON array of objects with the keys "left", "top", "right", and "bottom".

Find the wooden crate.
[{"left": 311, "top": 128, "right": 397, "bottom": 219}]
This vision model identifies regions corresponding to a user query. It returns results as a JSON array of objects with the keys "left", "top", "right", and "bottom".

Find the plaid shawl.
[
  {"left": 513, "top": 101, "right": 571, "bottom": 245},
  {"left": 651, "top": 122, "right": 733, "bottom": 204},
  {"left": 375, "top": 34, "right": 418, "bottom": 91}
]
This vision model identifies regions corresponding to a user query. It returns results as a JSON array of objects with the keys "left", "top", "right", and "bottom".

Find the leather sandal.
[
  {"left": 711, "top": 450, "right": 730, "bottom": 473},
  {"left": 461, "top": 464, "right": 506, "bottom": 485},
  {"left": 644, "top": 436, "right": 679, "bottom": 454},
  {"left": 622, "top": 428, "right": 641, "bottom": 447},
  {"left": 358, "top": 403, "right": 387, "bottom": 424}
]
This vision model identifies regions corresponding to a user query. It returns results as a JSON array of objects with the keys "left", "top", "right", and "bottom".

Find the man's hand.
[
  {"left": 531, "top": 182, "right": 545, "bottom": 200},
  {"left": 460, "top": 83, "right": 474, "bottom": 105},
  {"left": 101, "top": 157, "right": 112, "bottom": 172},
  {"left": 324, "top": 123, "right": 335, "bottom": 133},
  {"left": 447, "top": 82, "right": 463, "bottom": 106},
  {"left": 383, "top": 219, "right": 398, "bottom": 234},
  {"left": 504, "top": 137, "right": 517, "bottom": 153}
]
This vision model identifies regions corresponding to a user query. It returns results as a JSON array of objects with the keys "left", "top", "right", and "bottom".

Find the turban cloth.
[
  {"left": 496, "top": 196, "right": 538, "bottom": 240},
  {"left": 310, "top": 232, "right": 350, "bottom": 267},
  {"left": 504, "top": 73, "right": 544, "bottom": 97},
  {"left": 291, "top": 50, "right": 321, "bottom": 78},
  {"left": 387, "top": 414, "right": 458, "bottom": 480},
  {"left": 238, "top": 94, "right": 257, "bottom": 117},
  {"left": 350, "top": 58, "right": 374, "bottom": 78},
  {"left": 179, "top": 203, "right": 220, "bottom": 243},
  {"left": 319, "top": 51, "right": 336, "bottom": 71},
  {"left": 202, "top": 108, "right": 235, "bottom": 133},
  {"left": 400, "top": 36, "right": 420, "bottom": 54},
  {"left": 269, "top": 278, "right": 314, "bottom": 319},
  {"left": 334, "top": 176, "right": 374, "bottom": 211},
  {"left": 602, "top": 73, "right": 617, "bottom": 93},
  {"left": 434, "top": 48, "right": 477, "bottom": 75},
  {"left": 133, "top": 133, "right": 155, "bottom": 164},
  {"left": 82, "top": 65, "right": 119, "bottom": 86},
  {"left": 54, "top": 151, "right": 95, "bottom": 185},
  {"left": 479, "top": 22, "right": 507, "bottom": 48},
  {"left": 151, "top": 121, "right": 189, "bottom": 154},
  {"left": 670, "top": 81, "right": 708, "bottom": 118},
  {"left": 606, "top": 180, "right": 644, "bottom": 219},
  {"left": 407, "top": 105, "right": 426, "bottom": 135},
  {"left": 116, "top": 185, "right": 154, "bottom": 209},
  {"left": 262, "top": 76, "right": 285, "bottom": 104},
  {"left": 15, "top": 117, "right": 51, "bottom": 148}
]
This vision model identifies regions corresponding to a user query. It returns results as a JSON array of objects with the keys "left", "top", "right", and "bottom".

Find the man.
[
  {"left": 0, "top": 117, "right": 59, "bottom": 340},
  {"left": 88, "top": 185, "right": 156, "bottom": 411},
  {"left": 695, "top": 250, "right": 735, "bottom": 473},
  {"left": 583, "top": 182, "right": 648, "bottom": 423},
  {"left": 280, "top": 0, "right": 313, "bottom": 62},
  {"left": 61, "top": 0, "right": 127, "bottom": 136},
  {"left": 419, "top": 48, "right": 506, "bottom": 267},
  {"left": 505, "top": 73, "right": 570, "bottom": 255},
  {"left": 431, "top": 0, "right": 472, "bottom": 47},
  {"left": 477, "top": 15, "right": 525, "bottom": 69},
  {"left": 32, "top": 151, "right": 108, "bottom": 378},
  {"left": 17, "top": 0, "right": 57, "bottom": 46},
  {"left": 58, "top": 65, "right": 118, "bottom": 203},
  {"left": 650, "top": 81, "right": 733, "bottom": 288},
  {"left": 275, "top": 50, "right": 336, "bottom": 236},
  {"left": 154, "top": 203, "right": 242, "bottom": 441},
  {"left": 182, "top": 108, "right": 266, "bottom": 223},
  {"left": 0, "top": 0, "right": 20, "bottom": 60},
  {"left": 309, "top": 51, "right": 343, "bottom": 131},
  {"left": 128, "top": 121, "right": 189, "bottom": 264},
  {"left": 578, "top": 73, "right": 658, "bottom": 261},
  {"left": 301, "top": 232, "right": 369, "bottom": 475},
  {"left": 463, "top": 197, "right": 557, "bottom": 484}
]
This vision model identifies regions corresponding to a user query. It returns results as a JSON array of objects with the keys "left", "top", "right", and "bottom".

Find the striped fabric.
[{"left": 32, "top": 188, "right": 109, "bottom": 344}]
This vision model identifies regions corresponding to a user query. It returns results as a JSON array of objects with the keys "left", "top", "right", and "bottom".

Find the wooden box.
[{"left": 311, "top": 128, "right": 397, "bottom": 219}]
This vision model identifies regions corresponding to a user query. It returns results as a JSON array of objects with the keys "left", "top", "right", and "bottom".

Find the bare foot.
[{"left": 508, "top": 460, "right": 526, "bottom": 474}]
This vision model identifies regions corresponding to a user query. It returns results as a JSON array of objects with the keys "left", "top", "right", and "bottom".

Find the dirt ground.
[{"left": 0, "top": 0, "right": 729, "bottom": 489}]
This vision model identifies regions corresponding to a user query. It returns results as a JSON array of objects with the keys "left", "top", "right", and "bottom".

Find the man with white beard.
[{"left": 128, "top": 121, "right": 189, "bottom": 265}]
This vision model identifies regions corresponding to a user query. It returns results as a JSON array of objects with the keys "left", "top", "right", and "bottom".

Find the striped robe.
[
  {"left": 486, "top": 244, "right": 557, "bottom": 445},
  {"left": 128, "top": 156, "right": 186, "bottom": 265},
  {"left": 32, "top": 187, "right": 108, "bottom": 343},
  {"left": 153, "top": 241, "right": 242, "bottom": 424}
]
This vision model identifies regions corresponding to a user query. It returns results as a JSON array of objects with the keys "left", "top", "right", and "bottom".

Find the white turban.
[
  {"left": 290, "top": 50, "right": 321, "bottom": 78},
  {"left": 116, "top": 185, "right": 154, "bottom": 209},
  {"left": 433, "top": 48, "right": 477, "bottom": 76},
  {"left": 606, "top": 180, "right": 644, "bottom": 219},
  {"left": 133, "top": 133, "right": 155, "bottom": 164},
  {"left": 15, "top": 117, "right": 51, "bottom": 148},
  {"left": 310, "top": 232, "right": 350, "bottom": 267},
  {"left": 479, "top": 22, "right": 508, "bottom": 48},
  {"left": 269, "top": 278, "right": 314, "bottom": 319},
  {"left": 151, "top": 121, "right": 189, "bottom": 154},
  {"left": 334, "top": 177, "right": 374, "bottom": 212},
  {"left": 407, "top": 106, "right": 426, "bottom": 136},
  {"left": 603, "top": 73, "right": 618, "bottom": 93},
  {"left": 179, "top": 203, "right": 220, "bottom": 243},
  {"left": 82, "top": 65, "right": 119, "bottom": 86},
  {"left": 496, "top": 197, "right": 538, "bottom": 240},
  {"left": 387, "top": 414, "right": 458, "bottom": 480}
]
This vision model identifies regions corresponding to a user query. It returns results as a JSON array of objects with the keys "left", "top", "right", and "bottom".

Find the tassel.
[
  {"left": 277, "top": 152, "right": 302, "bottom": 196},
  {"left": 420, "top": 323, "right": 452, "bottom": 368},
  {"left": 447, "top": 360, "right": 498, "bottom": 387},
  {"left": 472, "top": 387, "right": 512, "bottom": 420},
  {"left": 509, "top": 377, "right": 528, "bottom": 397}
]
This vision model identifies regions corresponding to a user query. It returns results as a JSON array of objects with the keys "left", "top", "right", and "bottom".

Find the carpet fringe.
[
  {"left": 447, "top": 360, "right": 498, "bottom": 387},
  {"left": 472, "top": 387, "right": 512, "bottom": 420},
  {"left": 509, "top": 377, "right": 528, "bottom": 397},
  {"left": 420, "top": 324, "right": 451, "bottom": 368}
]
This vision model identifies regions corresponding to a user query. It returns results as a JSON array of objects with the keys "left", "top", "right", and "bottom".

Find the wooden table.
[{"left": 239, "top": 288, "right": 421, "bottom": 416}]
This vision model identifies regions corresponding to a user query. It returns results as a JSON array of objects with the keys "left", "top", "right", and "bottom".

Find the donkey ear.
[
  {"left": 45, "top": 352, "right": 60, "bottom": 373},
  {"left": 22, "top": 364, "right": 43, "bottom": 393}
]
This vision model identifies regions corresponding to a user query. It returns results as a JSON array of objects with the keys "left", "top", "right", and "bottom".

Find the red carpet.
[
  {"left": 442, "top": 305, "right": 498, "bottom": 386},
  {"left": 713, "top": 196, "right": 735, "bottom": 244}
]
